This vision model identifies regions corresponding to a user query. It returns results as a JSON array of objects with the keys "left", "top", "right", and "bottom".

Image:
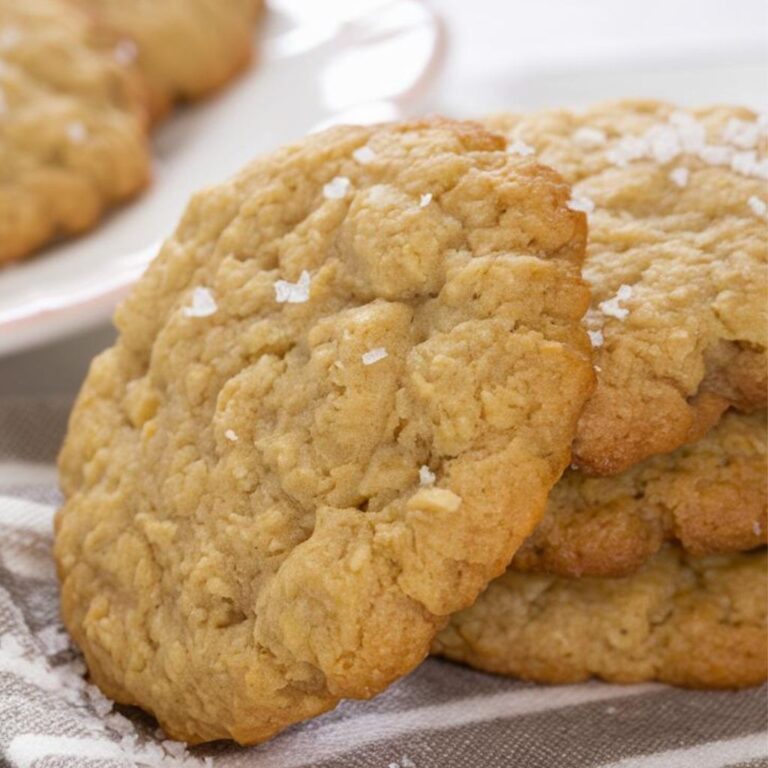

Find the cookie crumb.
[
  {"left": 573, "top": 126, "right": 606, "bottom": 148},
  {"left": 753, "top": 521, "right": 762, "bottom": 536},
  {"left": 183, "top": 287, "right": 217, "bottom": 317},
  {"left": 224, "top": 429, "right": 238, "bottom": 442},
  {"left": 507, "top": 139, "right": 535, "bottom": 156},
  {"left": 275, "top": 270, "right": 311, "bottom": 304},
  {"left": 353, "top": 146, "right": 375, "bottom": 164},
  {"left": 113, "top": 39, "right": 138, "bottom": 66},
  {"left": 323, "top": 176, "right": 351, "bottom": 199},
  {"left": 0, "top": 89, "right": 6, "bottom": 115},
  {"left": 598, "top": 284, "right": 633, "bottom": 320},
  {"left": 362, "top": 347, "right": 387, "bottom": 366},
  {"left": 419, "top": 193, "right": 432, "bottom": 208},
  {"left": 669, "top": 167, "right": 689, "bottom": 188},
  {"left": 66, "top": 121, "right": 88, "bottom": 144},
  {"left": 419, "top": 465, "right": 436, "bottom": 486},
  {"left": 605, "top": 705, "right": 617, "bottom": 715},
  {"left": 567, "top": 196, "right": 595, "bottom": 214},
  {"left": 587, "top": 329, "right": 604, "bottom": 347},
  {"left": 748, "top": 195, "right": 767, "bottom": 218},
  {"left": 401, "top": 756, "right": 416, "bottom": 768}
]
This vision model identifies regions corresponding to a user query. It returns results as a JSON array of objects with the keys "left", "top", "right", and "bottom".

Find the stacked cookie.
[
  {"left": 54, "top": 107, "right": 767, "bottom": 746},
  {"left": 434, "top": 103, "right": 768, "bottom": 689},
  {"left": 0, "top": 0, "right": 262, "bottom": 263}
]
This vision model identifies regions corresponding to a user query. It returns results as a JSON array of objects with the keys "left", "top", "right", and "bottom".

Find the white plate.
[{"left": 0, "top": 0, "right": 443, "bottom": 357}]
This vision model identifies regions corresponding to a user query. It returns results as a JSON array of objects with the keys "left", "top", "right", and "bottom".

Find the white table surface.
[{"left": 2, "top": 0, "right": 766, "bottom": 398}]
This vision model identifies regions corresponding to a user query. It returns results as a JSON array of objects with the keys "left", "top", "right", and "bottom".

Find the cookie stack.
[
  {"left": 0, "top": 0, "right": 262, "bottom": 263},
  {"left": 54, "top": 105, "right": 767, "bottom": 745},
  {"left": 435, "top": 103, "right": 768, "bottom": 689}
]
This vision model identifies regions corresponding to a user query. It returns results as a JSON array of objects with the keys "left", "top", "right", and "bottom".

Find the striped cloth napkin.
[{"left": 1, "top": 397, "right": 766, "bottom": 768}]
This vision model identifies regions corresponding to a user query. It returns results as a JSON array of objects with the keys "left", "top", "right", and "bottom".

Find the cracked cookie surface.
[
  {"left": 513, "top": 410, "right": 767, "bottom": 577},
  {"left": 55, "top": 118, "right": 593, "bottom": 744},
  {"left": 71, "top": 0, "right": 263, "bottom": 119},
  {"left": 488, "top": 102, "right": 768, "bottom": 474},
  {"left": 434, "top": 546, "right": 768, "bottom": 689},
  {"left": 0, "top": 0, "right": 151, "bottom": 263}
]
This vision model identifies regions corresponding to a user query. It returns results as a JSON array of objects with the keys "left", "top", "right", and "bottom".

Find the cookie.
[
  {"left": 71, "top": 0, "right": 264, "bottom": 119},
  {"left": 55, "top": 119, "right": 594, "bottom": 744},
  {"left": 488, "top": 102, "right": 768, "bottom": 474},
  {"left": 0, "top": 0, "right": 151, "bottom": 263},
  {"left": 513, "top": 410, "right": 767, "bottom": 577},
  {"left": 434, "top": 546, "right": 768, "bottom": 689}
]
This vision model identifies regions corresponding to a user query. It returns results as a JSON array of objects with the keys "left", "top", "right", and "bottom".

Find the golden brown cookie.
[
  {"left": 0, "top": 0, "right": 151, "bottom": 264},
  {"left": 488, "top": 102, "right": 768, "bottom": 475},
  {"left": 513, "top": 410, "right": 767, "bottom": 577},
  {"left": 55, "top": 119, "right": 594, "bottom": 744},
  {"left": 71, "top": 0, "right": 263, "bottom": 119},
  {"left": 434, "top": 546, "right": 768, "bottom": 689}
]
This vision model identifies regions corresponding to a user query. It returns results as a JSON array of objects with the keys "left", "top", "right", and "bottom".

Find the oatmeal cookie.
[
  {"left": 71, "top": 0, "right": 264, "bottom": 119},
  {"left": 434, "top": 546, "right": 768, "bottom": 689},
  {"left": 513, "top": 410, "right": 767, "bottom": 577},
  {"left": 0, "top": 0, "right": 150, "bottom": 263},
  {"left": 489, "top": 102, "right": 768, "bottom": 474},
  {"left": 55, "top": 119, "right": 593, "bottom": 744}
]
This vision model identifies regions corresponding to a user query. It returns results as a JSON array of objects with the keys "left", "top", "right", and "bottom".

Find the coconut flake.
[
  {"left": 567, "top": 196, "right": 595, "bottom": 214},
  {"left": 419, "top": 193, "right": 432, "bottom": 208},
  {"left": 183, "top": 286, "right": 217, "bottom": 317},
  {"left": 361, "top": 347, "right": 387, "bottom": 365},
  {"left": 753, "top": 520, "right": 762, "bottom": 536},
  {"left": 353, "top": 145, "right": 375, "bottom": 164},
  {"left": 573, "top": 126, "right": 606, "bottom": 148},
  {"left": 224, "top": 429, "right": 238, "bottom": 442},
  {"left": 323, "top": 176, "right": 350, "bottom": 199},
  {"left": 274, "top": 270, "right": 311, "bottom": 304},
  {"left": 748, "top": 196, "right": 767, "bottom": 218},
  {"left": 669, "top": 167, "right": 689, "bottom": 188},
  {"left": 66, "top": 121, "right": 88, "bottom": 144},
  {"left": 599, "top": 284, "right": 633, "bottom": 320},
  {"left": 587, "top": 329, "right": 604, "bottom": 347},
  {"left": 419, "top": 465, "right": 436, "bottom": 486},
  {"left": 507, "top": 139, "right": 535, "bottom": 156}
]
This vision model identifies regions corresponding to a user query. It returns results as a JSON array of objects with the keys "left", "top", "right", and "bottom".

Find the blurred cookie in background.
[
  {"left": 71, "top": 0, "right": 265, "bottom": 120},
  {"left": 0, "top": 0, "right": 151, "bottom": 264}
]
